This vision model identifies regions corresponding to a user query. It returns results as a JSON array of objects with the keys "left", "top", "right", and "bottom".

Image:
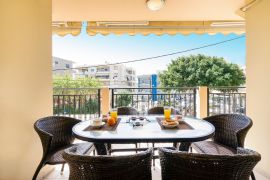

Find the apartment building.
[
  {"left": 76, "top": 64, "right": 136, "bottom": 88},
  {"left": 52, "top": 57, "right": 75, "bottom": 77},
  {"left": 137, "top": 74, "right": 159, "bottom": 92}
]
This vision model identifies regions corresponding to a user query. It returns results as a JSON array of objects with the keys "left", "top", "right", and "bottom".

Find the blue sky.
[{"left": 53, "top": 25, "right": 246, "bottom": 75}]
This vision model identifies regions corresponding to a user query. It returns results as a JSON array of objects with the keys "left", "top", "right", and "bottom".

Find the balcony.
[
  {"left": 53, "top": 86, "right": 246, "bottom": 119},
  {"left": 2, "top": 0, "right": 270, "bottom": 179}
]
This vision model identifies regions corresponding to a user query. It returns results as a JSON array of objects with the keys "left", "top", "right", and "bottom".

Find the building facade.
[
  {"left": 52, "top": 57, "right": 75, "bottom": 77},
  {"left": 76, "top": 64, "right": 136, "bottom": 88},
  {"left": 137, "top": 74, "right": 159, "bottom": 92}
]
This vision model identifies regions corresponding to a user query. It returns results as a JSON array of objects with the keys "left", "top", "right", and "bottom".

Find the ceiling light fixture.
[{"left": 146, "top": 0, "right": 165, "bottom": 11}]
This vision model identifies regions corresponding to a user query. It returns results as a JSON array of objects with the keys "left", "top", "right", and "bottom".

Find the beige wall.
[
  {"left": 52, "top": 0, "right": 245, "bottom": 21},
  {"left": 246, "top": 0, "right": 270, "bottom": 178},
  {"left": 0, "top": 0, "right": 52, "bottom": 179}
]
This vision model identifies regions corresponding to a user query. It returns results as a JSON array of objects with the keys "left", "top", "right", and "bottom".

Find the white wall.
[
  {"left": 246, "top": 0, "right": 270, "bottom": 178},
  {"left": 0, "top": 0, "right": 52, "bottom": 179}
]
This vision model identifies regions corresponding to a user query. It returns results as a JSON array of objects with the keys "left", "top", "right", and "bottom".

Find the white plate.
[
  {"left": 89, "top": 122, "right": 105, "bottom": 128},
  {"left": 162, "top": 121, "right": 179, "bottom": 128}
]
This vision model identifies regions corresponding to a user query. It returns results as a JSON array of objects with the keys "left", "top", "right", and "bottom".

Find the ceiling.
[{"left": 52, "top": 0, "right": 246, "bottom": 21}]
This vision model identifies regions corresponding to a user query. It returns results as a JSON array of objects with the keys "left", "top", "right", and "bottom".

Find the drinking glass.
[
  {"left": 110, "top": 108, "right": 118, "bottom": 121},
  {"left": 164, "top": 106, "right": 171, "bottom": 119}
]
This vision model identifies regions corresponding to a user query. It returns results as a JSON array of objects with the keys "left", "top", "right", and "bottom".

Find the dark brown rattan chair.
[
  {"left": 147, "top": 106, "right": 180, "bottom": 115},
  {"left": 117, "top": 106, "right": 138, "bottom": 115},
  {"left": 33, "top": 116, "right": 94, "bottom": 180},
  {"left": 192, "top": 114, "right": 254, "bottom": 179},
  {"left": 63, "top": 145, "right": 153, "bottom": 180},
  {"left": 159, "top": 147, "right": 261, "bottom": 180},
  {"left": 192, "top": 114, "right": 253, "bottom": 154}
]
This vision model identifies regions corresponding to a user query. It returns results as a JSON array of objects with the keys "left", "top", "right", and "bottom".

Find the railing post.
[
  {"left": 198, "top": 86, "right": 209, "bottom": 119},
  {"left": 193, "top": 88, "right": 197, "bottom": 117},
  {"left": 98, "top": 89, "right": 101, "bottom": 117},
  {"left": 100, "top": 87, "right": 110, "bottom": 115},
  {"left": 111, "top": 88, "right": 115, "bottom": 108}
]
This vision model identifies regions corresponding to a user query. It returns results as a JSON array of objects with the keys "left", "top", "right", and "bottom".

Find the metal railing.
[
  {"left": 111, "top": 87, "right": 197, "bottom": 117},
  {"left": 53, "top": 88, "right": 101, "bottom": 119},
  {"left": 208, "top": 87, "right": 246, "bottom": 116},
  {"left": 52, "top": 86, "right": 246, "bottom": 119}
]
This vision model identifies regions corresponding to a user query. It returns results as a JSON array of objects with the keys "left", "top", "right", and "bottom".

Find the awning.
[
  {"left": 52, "top": 21, "right": 245, "bottom": 36},
  {"left": 52, "top": 22, "right": 82, "bottom": 36},
  {"left": 86, "top": 21, "right": 245, "bottom": 36}
]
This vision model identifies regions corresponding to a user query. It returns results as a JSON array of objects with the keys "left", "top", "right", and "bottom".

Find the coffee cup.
[{"left": 93, "top": 118, "right": 102, "bottom": 126}]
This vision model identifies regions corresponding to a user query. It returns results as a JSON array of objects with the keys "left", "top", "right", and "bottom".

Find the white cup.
[{"left": 93, "top": 118, "right": 102, "bottom": 126}]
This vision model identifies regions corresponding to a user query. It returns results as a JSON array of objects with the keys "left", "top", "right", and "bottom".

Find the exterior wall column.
[
  {"left": 0, "top": 1, "right": 52, "bottom": 179},
  {"left": 100, "top": 87, "right": 110, "bottom": 115},
  {"left": 198, "top": 86, "right": 209, "bottom": 119},
  {"left": 246, "top": 0, "right": 270, "bottom": 178}
]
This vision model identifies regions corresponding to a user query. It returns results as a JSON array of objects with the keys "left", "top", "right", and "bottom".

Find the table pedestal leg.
[
  {"left": 94, "top": 143, "right": 108, "bottom": 155},
  {"left": 179, "top": 142, "right": 191, "bottom": 151}
]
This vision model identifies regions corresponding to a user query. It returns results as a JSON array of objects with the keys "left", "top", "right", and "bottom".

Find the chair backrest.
[
  {"left": 147, "top": 106, "right": 179, "bottom": 115},
  {"left": 159, "top": 147, "right": 261, "bottom": 180},
  {"left": 203, "top": 114, "right": 252, "bottom": 149},
  {"left": 34, "top": 116, "right": 81, "bottom": 155},
  {"left": 63, "top": 146, "right": 153, "bottom": 180},
  {"left": 117, "top": 106, "right": 138, "bottom": 115}
]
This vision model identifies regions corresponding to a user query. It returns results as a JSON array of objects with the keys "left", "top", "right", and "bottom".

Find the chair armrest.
[{"left": 34, "top": 124, "right": 53, "bottom": 156}]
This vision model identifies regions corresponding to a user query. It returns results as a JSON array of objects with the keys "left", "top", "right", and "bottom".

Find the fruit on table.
[{"left": 107, "top": 117, "right": 116, "bottom": 126}]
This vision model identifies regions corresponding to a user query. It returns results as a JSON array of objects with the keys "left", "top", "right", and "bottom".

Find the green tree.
[
  {"left": 52, "top": 75, "right": 102, "bottom": 115},
  {"left": 115, "top": 91, "right": 132, "bottom": 107},
  {"left": 53, "top": 75, "right": 101, "bottom": 94},
  {"left": 159, "top": 54, "right": 245, "bottom": 87}
]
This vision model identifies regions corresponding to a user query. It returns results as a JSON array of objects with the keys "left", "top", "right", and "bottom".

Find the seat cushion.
[
  {"left": 46, "top": 143, "right": 94, "bottom": 165},
  {"left": 192, "top": 141, "right": 236, "bottom": 155}
]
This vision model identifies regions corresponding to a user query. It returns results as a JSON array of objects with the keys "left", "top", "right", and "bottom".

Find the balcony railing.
[
  {"left": 111, "top": 87, "right": 197, "bottom": 117},
  {"left": 208, "top": 87, "right": 246, "bottom": 116},
  {"left": 53, "top": 88, "right": 101, "bottom": 119},
  {"left": 52, "top": 86, "right": 246, "bottom": 119}
]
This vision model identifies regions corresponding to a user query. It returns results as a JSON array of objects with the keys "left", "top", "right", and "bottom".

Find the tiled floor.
[{"left": 39, "top": 143, "right": 269, "bottom": 180}]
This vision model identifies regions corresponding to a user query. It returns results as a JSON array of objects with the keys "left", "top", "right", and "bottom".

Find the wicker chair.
[
  {"left": 63, "top": 145, "right": 153, "bottom": 180},
  {"left": 192, "top": 114, "right": 254, "bottom": 178},
  {"left": 33, "top": 116, "right": 94, "bottom": 180},
  {"left": 159, "top": 147, "right": 261, "bottom": 180},
  {"left": 117, "top": 106, "right": 138, "bottom": 115},
  {"left": 192, "top": 114, "right": 253, "bottom": 154},
  {"left": 147, "top": 106, "right": 180, "bottom": 115}
]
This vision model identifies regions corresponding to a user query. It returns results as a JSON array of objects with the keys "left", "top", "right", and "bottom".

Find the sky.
[{"left": 53, "top": 24, "right": 246, "bottom": 75}]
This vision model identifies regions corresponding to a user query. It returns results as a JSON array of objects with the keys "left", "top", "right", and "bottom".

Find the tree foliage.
[
  {"left": 53, "top": 75, "right": 101, "bottom": 115},
  {"left": 159, "top": 54, "right": 245, "bottom": 87},
  {"left": 115, "top": 90, "right": 132, "bottom": 107},
  {"left": 53, "top": 75, "right": 101, "bottom": 94}
]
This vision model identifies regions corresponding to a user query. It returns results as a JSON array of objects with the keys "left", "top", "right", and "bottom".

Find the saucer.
[{"left": 89, "top": 122, "right": 105, "bottom": 128}]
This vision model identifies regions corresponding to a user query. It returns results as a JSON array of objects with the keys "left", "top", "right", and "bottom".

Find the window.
[
  {"left": 96, "top": 75, "right": 109, "bottom": 79},
  {"left": 97, "top": 67, "right": 109, "bottom": 72},
  {"left": 66, "top": 64, "right": 70, "bottom": 68},
  {"left": 55, "top": 61, "right": 58, "bottom": 65}
]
